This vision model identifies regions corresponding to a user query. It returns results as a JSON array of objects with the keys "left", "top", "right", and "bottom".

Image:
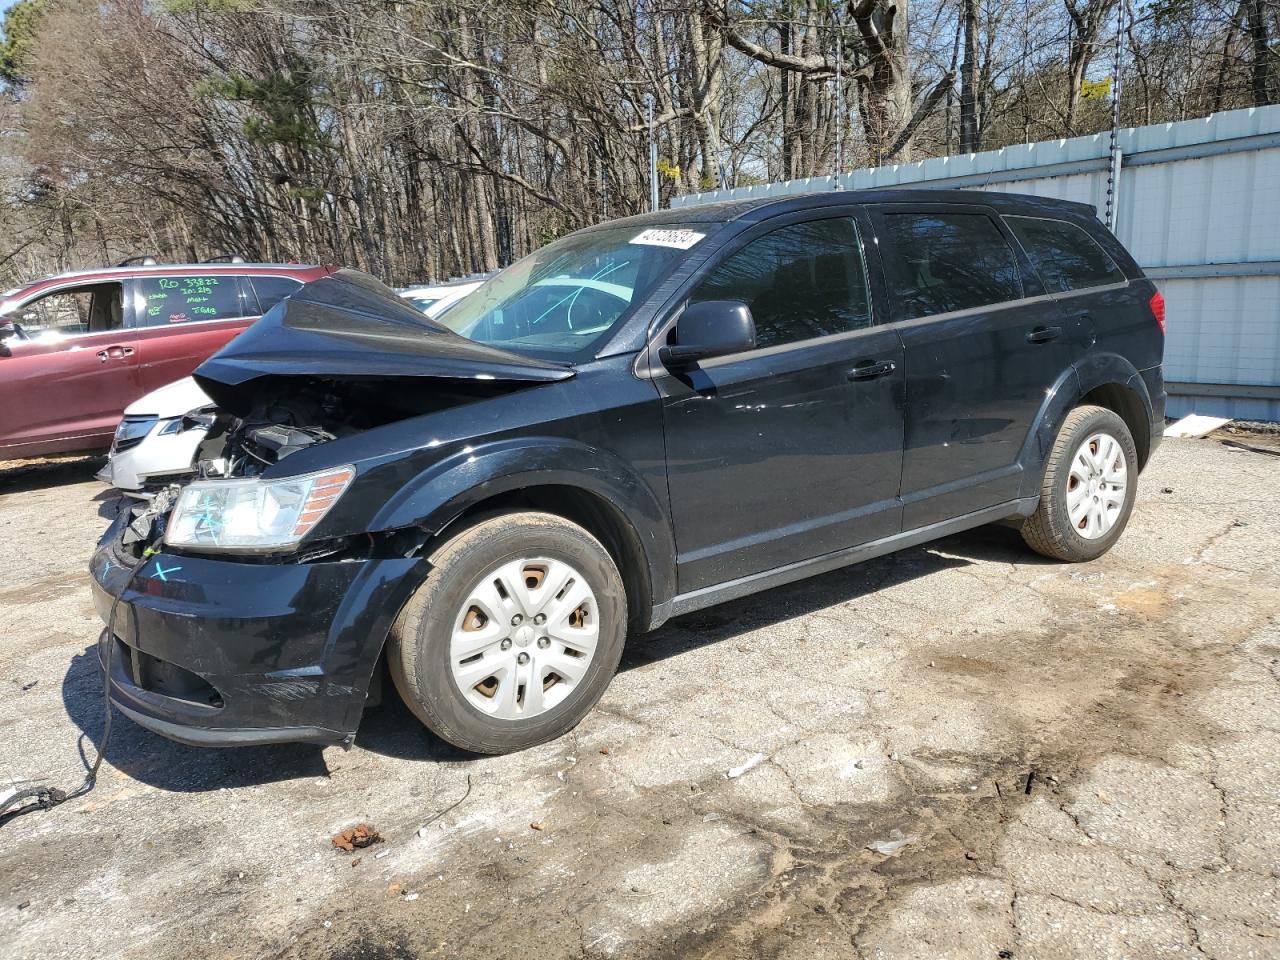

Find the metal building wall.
[{"left": 671, "top": 106, "right": 1280, "bottom": 421}]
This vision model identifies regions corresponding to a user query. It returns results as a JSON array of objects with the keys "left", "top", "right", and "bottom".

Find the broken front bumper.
[{"left": 89, "top": 513, "right": 428, "bottom": 748}]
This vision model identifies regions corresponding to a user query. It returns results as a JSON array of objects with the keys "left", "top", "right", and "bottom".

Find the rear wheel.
[
  {"left": 1021, "top": 405, "right": 1139, "bottom": 562},
  {"left": 388, "top": 511, "right": 627, "bottom": 754}
]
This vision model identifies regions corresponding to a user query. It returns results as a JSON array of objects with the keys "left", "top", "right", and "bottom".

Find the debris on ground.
[
  {"left": 330, "top": 823, "right": 382, "bottom": 852},
  {"left": 726, "top": 752, "right": 766, "bottom": 779},
  {"left": 20, "top": 680, "right": 37, "bottom": 692},
  {"left": 1164, "top": 414, "right": 1231, "bottom": 439},
  {"left": 530, "top": 821, "right": 546, "bottom": 831},
  {"left": 866, "top": 829, "right": 918, "bottom": 857},
  {"left": 415, "top": 773, "right": 474, "bottom": 838},
  {"left": 598, "top": 746, "right": 611, "bottom": 756}
]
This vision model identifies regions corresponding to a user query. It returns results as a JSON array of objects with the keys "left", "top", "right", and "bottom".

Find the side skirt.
[{"left": 647, "top": 497, "right": 1039, "bottom": 630}]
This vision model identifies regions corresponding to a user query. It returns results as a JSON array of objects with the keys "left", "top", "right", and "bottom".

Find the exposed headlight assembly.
[{"left": 164, "top": 466, "right": 355, "bottom": 552}]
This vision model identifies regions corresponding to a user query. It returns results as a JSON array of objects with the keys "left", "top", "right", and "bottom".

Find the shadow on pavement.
[
  {"left": 61, "top": 646, "right": 331, "bottom": 792},
  {"left": 60, "top": 523, "right": 1050, "bottom": 787},
  {"left": 0, "top": 454, "right": 105, "bottom": 494}
]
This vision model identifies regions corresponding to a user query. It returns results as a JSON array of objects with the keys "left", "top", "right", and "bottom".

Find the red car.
[{"left": 0, "top": 262, "right": 334, "bottom": 460}]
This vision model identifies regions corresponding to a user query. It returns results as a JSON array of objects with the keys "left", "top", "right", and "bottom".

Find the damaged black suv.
[{"left": 91, "top": 190, "right": 1165, "bottom": 753}]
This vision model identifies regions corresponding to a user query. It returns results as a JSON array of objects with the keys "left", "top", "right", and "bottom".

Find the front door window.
[{"left": 10, "top": 283, "right": 123, "bottom": 341}]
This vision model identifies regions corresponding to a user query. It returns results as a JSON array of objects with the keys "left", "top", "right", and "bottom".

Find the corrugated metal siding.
[{"left": 672, "top": 106, "right": 1280, "bottom": 420}]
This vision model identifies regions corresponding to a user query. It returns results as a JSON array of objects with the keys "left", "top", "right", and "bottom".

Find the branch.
[{"left": 884, "top": 71, "right": 956, "bottom": 161}]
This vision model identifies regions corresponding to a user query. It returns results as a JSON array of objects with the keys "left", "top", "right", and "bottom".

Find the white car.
[
  {"left": 399, "top": 279, "right": 484, "bottom": 317},
  {"left": 98, "top": 376, "right": 213, "bottom": 494}
]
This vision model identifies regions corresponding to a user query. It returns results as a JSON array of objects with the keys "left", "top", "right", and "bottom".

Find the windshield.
[{"left": 436, "top": 223, "right": 709, "bottom": 361}]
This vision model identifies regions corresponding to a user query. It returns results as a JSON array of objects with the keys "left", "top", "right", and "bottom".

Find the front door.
[
  {"left": 869, "top": 204, "right": 1093, "bottom": 529},
  {"left": 0, "top": 281, "right": 141, "bottom": 457},
  {"left": 654, "top": 215, "right": 906, "bottom": 594}
]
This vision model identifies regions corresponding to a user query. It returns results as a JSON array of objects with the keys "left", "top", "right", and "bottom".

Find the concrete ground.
[{"left": 1, "top": 433, "right": 1278, "bottom": 960}]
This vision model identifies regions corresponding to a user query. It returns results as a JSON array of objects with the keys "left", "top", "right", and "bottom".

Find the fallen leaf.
[
  {"left": 598, "top": 747, "right": 611, "bottom": 756},
  {"left": 350, "top": 857, "right": 362, "bottom": 868},
  {"left": 530, "top": 821, "right": 545, "bottom": 831},
  {"left": 388, "top": 883, "right": 402, "bottom": 896},
  {"left": 331, "top": 823, "right": 382, "bottom": 852}
]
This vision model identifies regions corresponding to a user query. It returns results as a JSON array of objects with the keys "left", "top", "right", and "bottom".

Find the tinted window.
[
  {"left": 249, "top": 276, "right": 304, "bottom": 313},
  {"left": 691, "top": 218, "right": 872, "bottom": 350},
  {"left": 137, "top": 275, "right": 250, "bottom": 326},
  {"left": 881, "top": 212, "right": 1023, "bottom": 319},
  {"left": 1006, "top": 216, "right": 1126, "bottom": 293}
]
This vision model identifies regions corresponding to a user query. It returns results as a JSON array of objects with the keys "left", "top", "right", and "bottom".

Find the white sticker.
[{"left": 629, "top": 228, "right": 706, "bottom": 250}]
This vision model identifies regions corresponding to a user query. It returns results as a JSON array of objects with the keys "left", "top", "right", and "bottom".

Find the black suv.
[{"left": 90, "top": 190, "right": 1165, "bottom": 754}]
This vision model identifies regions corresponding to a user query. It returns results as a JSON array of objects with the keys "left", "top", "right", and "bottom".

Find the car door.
[
  {"left": 0, "top": 281, "right": 142, "bottom": 457},
  {"left": 126, "top": 274, "right": 259, "bottom": 393},
  {"left": 869, "top": 204, "right": 1092, "bottom": 529},
  {"left": 653, "top": 213, "right": 906, "bottom": 594}
]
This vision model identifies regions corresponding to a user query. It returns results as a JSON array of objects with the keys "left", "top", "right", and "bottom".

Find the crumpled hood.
[{"left": 195, "top": 269, "right": 573, "bottom": 414}]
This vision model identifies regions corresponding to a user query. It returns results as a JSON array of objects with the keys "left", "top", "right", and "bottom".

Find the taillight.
[{"left": 1149, "top": 290, "right": 1165, "bottom": 333}]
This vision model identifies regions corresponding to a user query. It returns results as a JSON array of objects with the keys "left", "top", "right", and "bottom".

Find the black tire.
[
  {"left": 388, "top": 511, "right": 627, "bottom": 754},
  {"left": 1021, "top": 404, "right": 1139, "bottom": 562}
]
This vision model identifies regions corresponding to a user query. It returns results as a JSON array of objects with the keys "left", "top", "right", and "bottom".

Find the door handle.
[
  {"left": 96, "top": 345, "right": 133, "bottom": 362},
  {"left": 1026, "top": 325, "right": 1061, "bottom": 344},
  {"left": 846, "top": 359, "right": 897, "bottom": 381}
]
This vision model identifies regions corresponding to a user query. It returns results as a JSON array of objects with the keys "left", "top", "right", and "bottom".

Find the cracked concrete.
[{"left": 2, "top": 432, "right": 1279, "bottom": 960}]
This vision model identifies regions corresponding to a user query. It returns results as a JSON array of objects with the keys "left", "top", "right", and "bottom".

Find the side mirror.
[
  {"left": 659, "top": 300, "right": 756, "bottom": 367},
  {"left": 0, "top": 322, "right": 15, "bottom": 356}
]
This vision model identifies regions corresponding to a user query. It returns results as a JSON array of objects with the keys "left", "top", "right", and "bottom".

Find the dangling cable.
[{"left": 0, "top": 547, "right": 150, "bottom": 827}]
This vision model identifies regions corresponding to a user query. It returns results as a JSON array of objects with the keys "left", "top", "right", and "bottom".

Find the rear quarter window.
[
  {"left": 249, "top": 276, "right": 304, "bottom": 313},
  {"left": 879, "top": 212, "right": 1023, "bottom": 320},
  {"left": 1005, "top": 216, "right": 1126, "bottom": 293},
  {"left": 136, "top": 275, "right": 252, "bottom": 326}
]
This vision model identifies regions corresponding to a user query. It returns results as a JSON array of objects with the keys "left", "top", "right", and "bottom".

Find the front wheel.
[
  {"left": 1021, "top": 404, "right": 1139, "bottom": 562},
  {"left": 388, "top": 511, "right": 627, "bottom": 754}
]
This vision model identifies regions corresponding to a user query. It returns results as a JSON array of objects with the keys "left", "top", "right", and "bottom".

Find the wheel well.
[
  {"left": 1081, "top": 382, "right": 1151, "bottom": 467},
  {"left": 428, "top": 485, "right": 654, "bottom": 633}
]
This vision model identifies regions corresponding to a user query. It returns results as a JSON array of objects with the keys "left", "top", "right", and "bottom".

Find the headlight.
[
  {"left": 113, "top": 415, "right": 158, "bottom": 449},
  {"left": 164, "top": 466, "right": 355, "bottom": 552}
]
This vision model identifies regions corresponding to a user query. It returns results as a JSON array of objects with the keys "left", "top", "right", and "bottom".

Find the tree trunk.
[{"left": 959, "top": 0, "right": 980, "bottom": 152}]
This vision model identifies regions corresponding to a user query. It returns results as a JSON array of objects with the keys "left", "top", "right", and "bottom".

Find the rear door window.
[
  {"left": 690, "top": 217, "right": 873, "bottom": 350},
  {"left": 879, "top": 211, "right": 1023, "bottom": 320},
  {"left": 1005, "top": 216, "right": 1126, "bottom": 293},
  {"left": 248, "top": 276, "right": 304, "bottom": 314},
  {"left": 136, "top": 275, "right": 253, "bottom": 326}
]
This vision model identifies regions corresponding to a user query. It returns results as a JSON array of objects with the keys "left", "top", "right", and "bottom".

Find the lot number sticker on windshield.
[{"left": 630, "top": 229, "right": 705, "bottom": 250}]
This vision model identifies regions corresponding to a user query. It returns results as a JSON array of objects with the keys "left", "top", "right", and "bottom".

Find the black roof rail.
[
  {"left": 202, "top": 254, "right": 247, "bottom": 264},
  {"left": 115, "top": 255, "right": 159, "bottom": 267}
]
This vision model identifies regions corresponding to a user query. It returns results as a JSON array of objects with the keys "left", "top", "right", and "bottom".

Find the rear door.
[
  {"left": 126, "top": 274, "right": 259, "bottom": 393},
  {"left": 0, "top": 282, "right": 141, "bottom": 457},
  {"left": 655, "top": 212, "right": 906, "bottom": 592},
  {"left": 869, "top": 204, "right": 1092, "bottom": 528}
]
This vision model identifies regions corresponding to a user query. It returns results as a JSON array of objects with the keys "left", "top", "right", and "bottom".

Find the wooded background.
[{"left": 0, "top": 0, "right": 1275, "bottom": 286}]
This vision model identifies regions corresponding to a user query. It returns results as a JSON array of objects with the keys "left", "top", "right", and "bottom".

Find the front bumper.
[
  {"left": 90, "top": 513, "right": 429, "bottom": 747},
  {"left": 100, "top": 417, "right": 207, "bottom": 493}
]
